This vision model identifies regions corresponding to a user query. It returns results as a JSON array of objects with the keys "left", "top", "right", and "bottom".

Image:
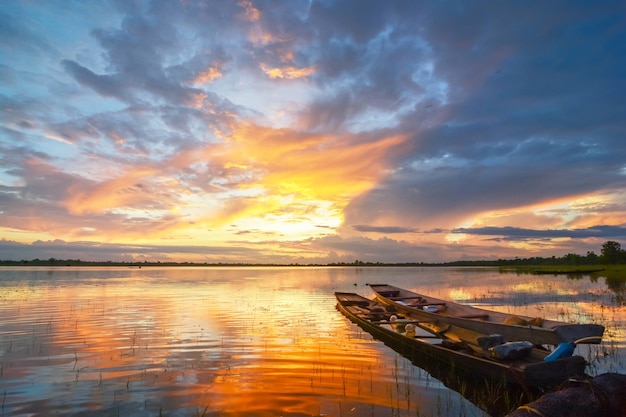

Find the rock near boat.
[{"left": 506, "top": 373, "right": 626, "bottom": 417}]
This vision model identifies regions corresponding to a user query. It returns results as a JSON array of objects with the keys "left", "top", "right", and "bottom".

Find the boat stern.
[{"left": 553, "top": 324, "right": 605, "bottom": 344}]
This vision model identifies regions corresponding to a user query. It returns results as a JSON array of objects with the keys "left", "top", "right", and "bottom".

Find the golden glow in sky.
[{"left": 1, "top": 1, "right": 626, "bottom": 263}]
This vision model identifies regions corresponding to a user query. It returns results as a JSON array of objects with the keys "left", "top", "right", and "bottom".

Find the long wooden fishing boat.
[
  {"left": 335, "top": 292, "right": 587, "bottom": 389},
  {"left": 368, "top": 284, "right": 604, "bottom": 346}
]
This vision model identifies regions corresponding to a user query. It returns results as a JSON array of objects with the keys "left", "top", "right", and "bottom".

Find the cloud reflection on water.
[
  {"left": 0, "top": 267, "right": 488, "bottom": 416},
  {"left": 0, "top": 266, "right": 624, "bottom": 416}
]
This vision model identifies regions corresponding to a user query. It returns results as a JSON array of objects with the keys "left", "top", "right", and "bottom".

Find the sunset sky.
[{"left": 1, "top": 1, "right": 626, "bottom": 263}]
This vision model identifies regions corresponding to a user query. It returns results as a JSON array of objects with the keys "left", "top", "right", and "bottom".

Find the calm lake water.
[{"left": 0, "top": 266, "right": 624, "bottom": 417}]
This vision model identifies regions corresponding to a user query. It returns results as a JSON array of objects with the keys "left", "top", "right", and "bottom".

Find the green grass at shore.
[
  {"left": 502, "top": 264, "right": 621, "bottom": 272},
  {"left": 502, "top": 264, "right": 626, "bottom": 284}
]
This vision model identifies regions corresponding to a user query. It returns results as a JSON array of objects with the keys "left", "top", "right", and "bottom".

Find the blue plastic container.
[{"left": 543, "top": 341, "right": 576, "bottom": 362}]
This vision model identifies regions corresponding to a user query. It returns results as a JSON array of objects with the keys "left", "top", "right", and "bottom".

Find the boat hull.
[{"left": 335, "top": 292, "right": 587, "bottom": 389}]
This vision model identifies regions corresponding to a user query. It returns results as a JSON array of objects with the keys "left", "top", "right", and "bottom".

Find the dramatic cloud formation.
[{"left": 1, "top": 1, "right": 625, "bottom": 263}]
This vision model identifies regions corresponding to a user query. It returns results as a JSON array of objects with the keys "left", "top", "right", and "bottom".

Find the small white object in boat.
[{"left": 405, "top": 323, "right": 416, "bottom": 338}]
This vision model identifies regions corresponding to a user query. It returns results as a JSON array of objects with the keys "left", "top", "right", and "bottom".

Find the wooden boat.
[
  {"left": 335, "top": 292, "right": 587, "bottom": 389},
  {"left": 368, "top": 284, "right": 604, "bottom": 346}
]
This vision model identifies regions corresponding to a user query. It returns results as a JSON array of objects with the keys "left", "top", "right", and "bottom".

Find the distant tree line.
[
  {"left": 443, "top": 241, "right": 626, "bottom": 267},
  {"left": 1, "top": 241, "right": 625, "bottom": 267},
  {"left": 0, "top": 258, "right": 284, "bottom": 267}
]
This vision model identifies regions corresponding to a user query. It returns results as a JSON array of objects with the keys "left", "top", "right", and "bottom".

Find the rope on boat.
[{"left": 573, "top": 335, "right": 602, "bottom": 344}]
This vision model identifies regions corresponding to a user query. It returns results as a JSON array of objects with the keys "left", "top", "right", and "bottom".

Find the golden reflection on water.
[
  {"left": 1, "top": 266, "right": 625, "bottom": 416},
  {"left": 0, "top": 267, "right": 488, "bottom": 417}
]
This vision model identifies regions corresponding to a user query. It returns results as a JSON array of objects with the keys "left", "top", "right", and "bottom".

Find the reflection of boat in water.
[
  {"left": 335, "top": 292, "right": 587, "bottom": 406},
  {"left": 369, "top": 284, "right": 604, "bottom": 346}
]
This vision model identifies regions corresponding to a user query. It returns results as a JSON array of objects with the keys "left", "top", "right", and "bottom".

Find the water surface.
[{"left": 0, "top": 266, "right": 624, "bottom": 416}]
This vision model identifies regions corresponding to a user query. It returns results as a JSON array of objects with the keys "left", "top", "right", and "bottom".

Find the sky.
[{"left": 1, "top": 0, "right": 626, "bottom": 264}]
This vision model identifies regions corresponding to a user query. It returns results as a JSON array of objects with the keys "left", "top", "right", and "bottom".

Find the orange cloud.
[
  {"left": 261, "top": 64, "right": 316, "bottom": 80},
  {"left": 185, "top": 91, "right": 207, "bottom": 109},
  {"left": 128, "top": 123, "right": 410, "bottom": 236},
  {"left": 238, "top": 0, "right": 260, "bottom": 22},
  {"left": 65, "top": 168, "right": 163, "bottom": 215},
  {"left": 192, "top": 66, "right": 223, "bottom": 85},
  {"left": 46, "top": 121, "right": 409, "bottom": 245},
  {"left": 225, "top": 123, "right": 407, "bottom": 203}
]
